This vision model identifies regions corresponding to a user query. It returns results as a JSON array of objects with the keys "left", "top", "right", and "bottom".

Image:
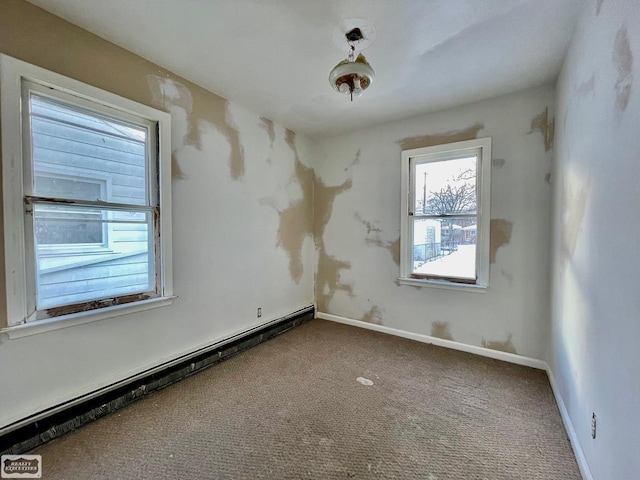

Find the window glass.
[
  {"left": 411, "top": 155, "right": 478, "bottom": 282},
  {"left": 31, "top": 94, "right": 148, "bottom": 205},
  {"left": 28, "top": 92, "right": 155, "bottom": 311}
]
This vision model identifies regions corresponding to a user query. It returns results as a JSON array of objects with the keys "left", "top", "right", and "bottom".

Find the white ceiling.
[{"left": 27, "top": 0, "right": 584, "bottom": 139}]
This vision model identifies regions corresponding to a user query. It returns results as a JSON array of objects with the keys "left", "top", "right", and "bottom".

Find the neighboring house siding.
[{"left": 39, "top": 253, "right": 150, "bottom": 307}]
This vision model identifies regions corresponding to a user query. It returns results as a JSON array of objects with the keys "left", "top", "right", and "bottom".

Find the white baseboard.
[
  {"left": 546, "top": 368, "right": 594, "bottom": 480},
  {"left": 316, "top": 311, "right": 593, "bottom": 480},
  {"left": 316, "top": 312, "right": 547, "bottom": 370}
]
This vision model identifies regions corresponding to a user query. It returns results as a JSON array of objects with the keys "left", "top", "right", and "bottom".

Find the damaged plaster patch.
[
  {"left": 355, "top": 213, "right": 382, "bottom": 234},
  {"left": 268, "top": 130, "right": 314, "bottom": 283},
  {"left": 613, "top": 27, "right": 633, "bottom": 114},
  {"left": 365, "top": 237, "right": 401, "bottom": 267},
  {"left": 482, "top": 334, "right": 517, "bottom": 354},
  {"left": 431, "top": 322, "right": 453, "bottom": 341},
  {"left": 489, "top": 219, "right": 513, "bottom": 264},
  {"left": 317, "top": 254, "right": 353, "bottom": 313},
  {"left": 397, "top": 123, "right": 484, "bottom": 150},
  {"left": 529, "top": 107, "right": 555, "bottom": 152},
  {"left": 147, "top": 75, "right": 245, "bottom": 180},
  {"left": 315, "top": 174, "right": 354, "bottom": 312},
  {"left": 596, "top": 0, "right": 604, "bottom": 15},
  {"left": 544, "top": 172, "right": 552, "bottom": 185},
  {"left": 315, "top": 150, "right": 355, "bottom": 313},
  {"left": 259, "top": 116, "right": 276, "bottom": 147},
  {"left": 356, "top": 214, "right": 400, "bottom": 267},
  {"left": 492, "top": 158, "right": 506, "bottom": 169},
  {"left": 361, "top": 305, "right": 383, "bottom": 325}
]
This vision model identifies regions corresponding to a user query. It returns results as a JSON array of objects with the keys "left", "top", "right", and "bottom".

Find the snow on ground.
[{"left": 414, "top": 244, "right": 476, "bottom": 279}]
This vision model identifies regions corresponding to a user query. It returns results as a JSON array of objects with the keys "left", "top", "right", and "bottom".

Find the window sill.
[
  {"left": 0, "top": 296, "right": 176, "bottom": 340},
  {"left": 398, "top": 277, "right": 487, "bottom": 293}
]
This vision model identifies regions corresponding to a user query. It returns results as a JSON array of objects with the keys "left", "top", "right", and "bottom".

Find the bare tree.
[{"left": 423, "top": 167, "right": 476, "bottom": 215}]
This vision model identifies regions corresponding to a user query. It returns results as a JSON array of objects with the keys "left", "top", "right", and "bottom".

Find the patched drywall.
[
  {"left": 550, "top": 1, "right": 640, "bottom": 478},
  {"left": 529, "top": 107, "right": 555, "bottom": 152},
  {"left": 264, "top": 130, "right": 315, "bottom": 283},
  {"left": 0, "top": 0, "right": 314, "bottom": 429},
  {"left": 314, "top": 175, "right": 353, "bottom": 314},
  {"left": 431, "top": 321, "right": 454, "bottom": 341},
  {"left": 361, "top": 305, "right": 383, "bottom": 325},
  {"left": 260, "top": 117, "right": 276, "bottom": 148},
  {"left": 489, "top": 219, "right": 513, "bottom": 264},
  {"left": 365, "top": 236, "right": 401, "bottom": 268},
  {"left": 398, "top": 124, "right": 484, "bottom": 150},
  {"left": 491, "top": 158, "right": 506, "bottom": 169},
  {"left": 481, "top": 334, "right": 517, "bottom": 354},
  {"left": 312, "top": 85, "right": 555, "bottom": 360}
]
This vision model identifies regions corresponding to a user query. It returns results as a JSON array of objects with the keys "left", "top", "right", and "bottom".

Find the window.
[
  {"left": 1, "top": 54, "right": 173, "bottom": 332},
  {"left": 399, "top": 138, "right": 491, "bottom": 290}
]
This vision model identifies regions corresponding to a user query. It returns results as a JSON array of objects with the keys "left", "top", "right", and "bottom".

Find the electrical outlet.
[
  {"left": 591, "top": 413, "right": 597, "bottom": 439},
  {"left": 257, "top": 307, "right": 262, "bottom": 318}
]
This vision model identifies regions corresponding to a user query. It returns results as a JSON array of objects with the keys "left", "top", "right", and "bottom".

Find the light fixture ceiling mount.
[{"left": 329, "top": 27, "right": 375, "bottom": 102}]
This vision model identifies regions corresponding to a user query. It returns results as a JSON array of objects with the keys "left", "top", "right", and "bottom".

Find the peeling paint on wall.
[
  {"left": 492, "top": 158, "right": 506, "bottom": 169},
  {"left": 482, "top": 334, "right": 517, "bottom": 354},
  {"left": 431, "top": 321, "right": 453, "bottom": 341},
  {"left": 489, "top": 219, "right": 513, "bottom": 264},
  {"left": 528, "top": 107, "right": 555, "bottom": 152},
  {"left": 361, "top": 305, "right": 383, "bottom": 325},
  {"left": 613, "top": 27, "right": 633, "bottom": 114},
  {"left": 259, "top": 116, "right": 276, "bottom": 147},
  {"left": 397, "top": 123, "right": 484, "bottom": 150}
]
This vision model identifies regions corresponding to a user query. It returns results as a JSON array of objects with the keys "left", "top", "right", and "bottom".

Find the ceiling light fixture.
[{"left": 329, "top": 28, "right": 375, "bottom": 102}]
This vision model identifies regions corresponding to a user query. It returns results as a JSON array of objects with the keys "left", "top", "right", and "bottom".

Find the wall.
[
  {"left": 312, "top": 85, "right": 555, "bottom": 360},
  {"left": 0, "top": 0, "right": 314, "bottom": 429},
  {"left": 550, "top": 0, "right": 640, "bottom": 478}
]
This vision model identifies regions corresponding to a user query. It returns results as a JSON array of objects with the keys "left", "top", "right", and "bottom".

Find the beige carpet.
[{"left": 33, "top": 319, "right": 581, "bottom": 479}]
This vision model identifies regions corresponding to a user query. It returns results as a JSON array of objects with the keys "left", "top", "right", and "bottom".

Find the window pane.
[
  {"left": 412, "top": 217, "right": 477, "bottom": 280},
  {"left": 35, "top": 175, "right": 102, "bottom": 202},
  {"left": 30, "top": 94, "right": 148, "bottom": 205},
  {"left": 35, "top": 204, "right": 103, "bottom": 245},
  {"left": 414, "top": 156, "right": 477, "bottom": 215},
  {"left": 34, "top": 204, "right": 154, "bottom": 309}
]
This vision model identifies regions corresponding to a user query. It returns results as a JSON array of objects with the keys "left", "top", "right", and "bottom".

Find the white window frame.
[
  {"left": 399, "top": 137, "right": 491, "bottom": 292},
  {"left": 0, "top": 54, "right": 174, "bottom": 338}
]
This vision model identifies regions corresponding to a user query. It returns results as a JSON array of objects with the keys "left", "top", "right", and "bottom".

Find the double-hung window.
[
  {"left": 1, "top": 55, "right": 173, "bottom": 333},
  {"left": 399, "top": 138, "right": 491, "bottom": 290}
]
